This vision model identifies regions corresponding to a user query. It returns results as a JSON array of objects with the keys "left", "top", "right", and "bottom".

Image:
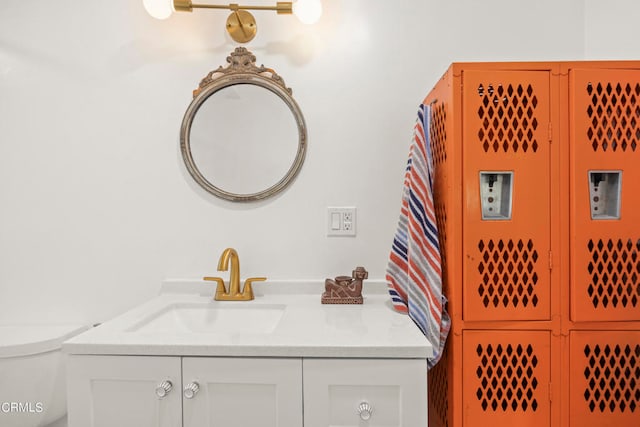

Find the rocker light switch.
[{"left": 331, "top": 212, "right": 341, "bottom": 230}]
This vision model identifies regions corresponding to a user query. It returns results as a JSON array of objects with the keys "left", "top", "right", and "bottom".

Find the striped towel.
[{"left": 386, "top": 103, "right": 450, "bottom": 369}]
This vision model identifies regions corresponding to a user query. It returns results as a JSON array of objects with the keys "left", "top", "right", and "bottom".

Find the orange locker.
[
  {"left": 425, "top": 61, "right": 640, "bottom": 427},
  {"left": 569, "top": 68, "right": 640, "bottom": 322},
  {"left": 462, "top": 70, "right": 552, "bottom": 322}
]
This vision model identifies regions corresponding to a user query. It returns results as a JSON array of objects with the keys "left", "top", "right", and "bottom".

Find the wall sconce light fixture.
[{"left": 143, "top": 0, "right": 322, "bottom": 43}]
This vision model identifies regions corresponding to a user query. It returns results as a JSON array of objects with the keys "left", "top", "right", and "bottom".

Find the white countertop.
[{"left": 63, "top": 280, "right": 433, "bottom": 359}]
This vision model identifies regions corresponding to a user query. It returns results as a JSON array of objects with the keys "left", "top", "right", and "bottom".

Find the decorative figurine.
[{"left": 321, "top": 266, "right": 368, "bottom": 304}]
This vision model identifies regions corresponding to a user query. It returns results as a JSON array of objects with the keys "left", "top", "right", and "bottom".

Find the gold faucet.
[{"left": 203, "top": 248, "right": 266, "bottom": 301}]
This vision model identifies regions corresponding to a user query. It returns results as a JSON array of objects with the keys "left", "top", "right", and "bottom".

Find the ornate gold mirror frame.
[{"left": 180, "top": 47, "right": 307, "bottom": 202}]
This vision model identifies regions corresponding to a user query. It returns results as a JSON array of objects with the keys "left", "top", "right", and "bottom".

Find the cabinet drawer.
[{"left": 303, "top": 358, "right": 427, "bottom": 427}]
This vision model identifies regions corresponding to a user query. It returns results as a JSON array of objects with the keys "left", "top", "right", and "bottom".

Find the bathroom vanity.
[{"left": 63, "top": 281, "right": 432, "bottom": 427}]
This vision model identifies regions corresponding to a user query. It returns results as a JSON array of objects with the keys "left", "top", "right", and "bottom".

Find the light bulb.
[
  {"left": 143, "top": 0, "right": 175, "bottom": 20},
  {"left": 293, "top": 0, "right": 322, "bottom": 25}
]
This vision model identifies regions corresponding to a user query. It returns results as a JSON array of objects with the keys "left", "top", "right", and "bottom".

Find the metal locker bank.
[{"left": 424, "top": 61, "right": 640, "bottom": 427}]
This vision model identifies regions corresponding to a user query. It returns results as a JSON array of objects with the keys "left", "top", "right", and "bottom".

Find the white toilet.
[{"left": 0, "top": 324, "right": 88, "bottom": 427}]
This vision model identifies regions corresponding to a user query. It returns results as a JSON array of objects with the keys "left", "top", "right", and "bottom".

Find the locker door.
[
  {"left": 462, "top": 330, "right": 552, "bottom": 427},
  {"left": 569, "top": 69, "right": 640, "bottom": 322},
  {"left": 569, "top": 331, "right": 640, "bottom": 427},
  {"left": 462, "top": 70, "right": 552, "bottom": 321}
]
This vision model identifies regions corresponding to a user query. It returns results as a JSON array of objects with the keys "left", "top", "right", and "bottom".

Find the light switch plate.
[{"left": 327, "top": 207, "right": 356, "bottom": 236}]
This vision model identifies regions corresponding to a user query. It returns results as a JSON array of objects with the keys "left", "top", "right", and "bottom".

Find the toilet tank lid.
[{"left": 0, "top": 324, "right": 89, "bottom": 358}]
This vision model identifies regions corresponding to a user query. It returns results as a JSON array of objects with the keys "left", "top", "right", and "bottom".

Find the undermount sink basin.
[{"left": 126, "top": 303, "right": 286, "bottom": 334}]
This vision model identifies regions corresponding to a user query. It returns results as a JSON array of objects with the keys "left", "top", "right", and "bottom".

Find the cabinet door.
[
  {"left": 303, "top": 358, "right": 427, "bottom": 427},
  {"left": 67, "top": 355, "right": 182, "bottom": 427},
  {"left": 182, "top": 357, "right": 302, "bottom": 427}
]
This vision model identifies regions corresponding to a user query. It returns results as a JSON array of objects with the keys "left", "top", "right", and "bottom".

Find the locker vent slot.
[
  {"left": 583, "top": 344, "right": 640, "bottom": 413},
  {"left": 477, "top": 83, "right": 539, "bottom": 153},
  {"left": 435, "top": 200, "right": 447, "bottom": 269},
  {"left": 432, "top": 101, "right": 449, "bottom": 294},
  {"left": 586, "top": 82, "right": 640, "bottom": 152},
  {"left": 477, "top": 239, "right": 540, "bottom": 308},
  {"left": 430, "top": 102, "right": 447, "bottom": 166},
  {"left": 428, "top": 342, "right": 450, "bottom": 427},
  {"left": 587, "top": 239, "right": 640, "bottom": 309},
  {"left": 475, "top": 343, "right": 539, "bottom": 412}
]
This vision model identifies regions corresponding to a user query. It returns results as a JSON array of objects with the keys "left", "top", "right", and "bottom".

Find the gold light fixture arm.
[
  {"left": 173, "top": 0, "right": 293, "bottom": 14},
  {"left": 173, "top": 1, "right": 292, "bottom": 43}
]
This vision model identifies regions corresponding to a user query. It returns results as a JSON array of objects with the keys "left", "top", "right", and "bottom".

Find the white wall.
[
  {"left": 584, "top": 0, "right": 640, "bottom": 59},
  {"left": 0, "top": 0, "right": 636, "bottom": 325}
]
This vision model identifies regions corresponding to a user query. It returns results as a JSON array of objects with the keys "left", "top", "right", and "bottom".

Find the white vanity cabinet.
[
  {"left": 67, "top": 355, "right": 427, "bottom": 427},
  {"left": 66, "top": 355, "right": 302, "bottom": 427},
  {"left": 63, "top": 285, "right": 433, "bottom": 427}
]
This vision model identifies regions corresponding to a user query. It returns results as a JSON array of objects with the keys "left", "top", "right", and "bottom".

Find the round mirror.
[{"left": 180, "top": 48, "right": 307, "bottom": 202}]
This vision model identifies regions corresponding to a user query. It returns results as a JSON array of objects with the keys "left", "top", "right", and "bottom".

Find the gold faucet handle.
[
  {"left": 242, "top": 277, "right": 267, "bottom": 298},
  {"left": 203, "top": 276, "right": 227, "bottom": 299}
]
